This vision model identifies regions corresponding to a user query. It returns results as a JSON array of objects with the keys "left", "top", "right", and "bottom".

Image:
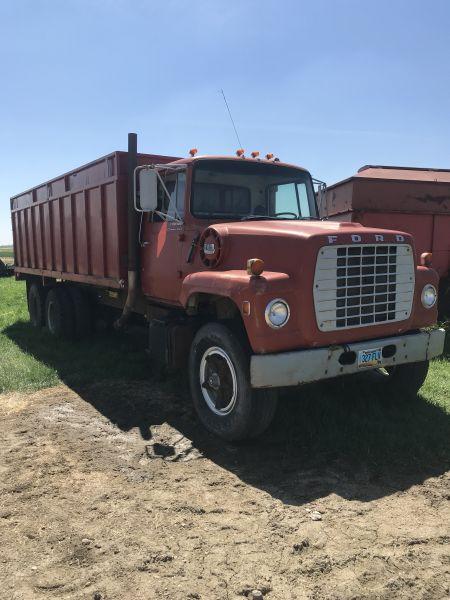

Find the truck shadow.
[{"left": 4, "top": 322, "right": 450, "bottom": 507}]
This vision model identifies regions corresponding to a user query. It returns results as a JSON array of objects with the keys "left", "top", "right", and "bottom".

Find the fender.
[
  {"left": 180, "top": 270, "right": 291, "bottom": 308},
  {"left": 180, "top": 270, "right": 301, "bottom": 354},
  {"left": 411, "top": 266, "right": 439, "bottom": 328}
]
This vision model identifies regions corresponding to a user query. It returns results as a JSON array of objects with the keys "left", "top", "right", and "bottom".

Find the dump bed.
[
  {"left": 324, "top": 166, "right": 450, "bottom": 278},
  {"left": 11, "top": 151, "right": 178, "bottom": 288}
]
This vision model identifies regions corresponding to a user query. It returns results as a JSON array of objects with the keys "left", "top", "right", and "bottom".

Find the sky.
[{"left": 1, "top": 0, "right": 449, "bottom": 244}]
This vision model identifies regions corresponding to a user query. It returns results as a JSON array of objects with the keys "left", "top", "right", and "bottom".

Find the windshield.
[{"left": 191, "top": 159, "right": 317, "bottom": 220}]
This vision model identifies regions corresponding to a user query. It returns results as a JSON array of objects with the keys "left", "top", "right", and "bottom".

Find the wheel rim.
[
  {"left": 47, "top": 299, "right": 57, "bottom": 334},
  {"left": 199, "top": 346, "right": 237, "bottom": 416}
]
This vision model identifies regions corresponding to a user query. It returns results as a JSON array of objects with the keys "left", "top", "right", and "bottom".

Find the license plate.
[{"left": 357, "top": 347, "right": 382, "bottom": 368}]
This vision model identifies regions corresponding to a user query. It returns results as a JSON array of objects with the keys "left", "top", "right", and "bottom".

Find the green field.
[
  {"left": 0, "top": 277, "right": 449, "bottom": 466},
  {"left": 0, "top": 245, "right": 14, "bottom": 259},
  {"left": 0, "top": 278, "right": 149, "bottom": 393}
]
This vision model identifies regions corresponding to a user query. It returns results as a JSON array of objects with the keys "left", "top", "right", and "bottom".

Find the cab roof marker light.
[
  {"left": 189, "top": 148, "right": 198, "bottom": 157},
  {"left": 236, "top": 149, "right": 245, "bottom": 157}
]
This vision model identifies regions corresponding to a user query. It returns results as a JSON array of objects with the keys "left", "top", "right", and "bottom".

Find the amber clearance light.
[
  {"left": 420, "top": 252, "right": 433, "bottom": 267},
  {"left": 247, "top": 258, "right": 265, "bottom": 276}
]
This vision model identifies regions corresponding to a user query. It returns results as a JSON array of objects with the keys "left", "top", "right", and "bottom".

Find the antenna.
[{"left": 220, "top": 89, "right": 243, "bottom": 149}]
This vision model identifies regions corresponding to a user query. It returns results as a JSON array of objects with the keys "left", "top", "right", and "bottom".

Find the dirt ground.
[{"left": 1, "top": 381, "right": 449, "bottom": 600}]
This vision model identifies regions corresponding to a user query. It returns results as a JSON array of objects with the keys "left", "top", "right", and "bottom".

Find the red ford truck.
[
  {"left": 323, "top": 165, "right": 450, "bottom": 317},
  {"left": 10, "top": 136, "right": 445, "bottom": 440}
]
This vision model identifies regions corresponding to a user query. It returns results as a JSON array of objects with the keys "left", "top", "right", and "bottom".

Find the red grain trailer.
[
  {"left": 10, "top": 149, "right": 178, "bottom": 289},
  {"left": 323, "top": 166, "right": 450, "bottom": 315}
]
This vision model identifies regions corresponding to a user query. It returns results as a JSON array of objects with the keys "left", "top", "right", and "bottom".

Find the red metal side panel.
[
  {"left": 357, "top": 212, "right": 434, "bottom": 266},
  {"left": 33, "top": 204, "right": 44, "bottom": 268},
  {"left": 74, "top": 191, "right": 89, "bottom": 275},
  {"left": 51, "top": 200, "right": 63, "bottom": 272},
  {"left": 42, "top": 202, "right": 53, "bottom": 270},
  {"left": 88, "top": 186, "right": 105, "bottom": 277},
  {"left": 432, "top": 214, "right": 450, "bottom": 277},
  {"left": 323, "top": 180, "right": 354, "bottom": 217},
  {"left": 103, "top": 182, "right": 121, "bottom": 279},
  {"left": 62, "top": 195, "right": 75, "bottom": 273},
  {"left": 11, "top": 212, "right": 20, "bottom": 265},
  {"left": 20, "top": 210, "right": 29, "bottom": 267}
]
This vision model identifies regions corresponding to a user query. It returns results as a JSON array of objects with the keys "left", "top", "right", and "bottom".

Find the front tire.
[{"left": 189, "top": 323, "right": 278, "bottom": 441}]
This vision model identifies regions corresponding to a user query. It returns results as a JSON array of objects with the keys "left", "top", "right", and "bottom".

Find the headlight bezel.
[
  {"left": 265, "top": 298, "right": 290, "bottom": 329},
  {"left": 421, "top": 284, "right": 437, "bottom": 309}
]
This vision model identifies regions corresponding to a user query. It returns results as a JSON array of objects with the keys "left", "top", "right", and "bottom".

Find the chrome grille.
[{"left": 313, "top": 244, "right": 415, "bottom": 332}]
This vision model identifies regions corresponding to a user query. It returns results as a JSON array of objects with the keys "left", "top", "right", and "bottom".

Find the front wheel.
[{"left": 189, "top": 323, "right": 278, "bottom": 441}]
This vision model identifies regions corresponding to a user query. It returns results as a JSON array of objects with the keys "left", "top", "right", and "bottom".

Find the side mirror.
[{"left": 135, "top": 168, "right": 158, "bottom": 212}]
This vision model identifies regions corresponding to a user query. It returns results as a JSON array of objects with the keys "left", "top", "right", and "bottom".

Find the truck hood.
[
  {"left": 213, "top": 219, "right": 368, "bottom": 241},
  {"left": 207, "top": 219, "right": 413, "bottom": 274}
]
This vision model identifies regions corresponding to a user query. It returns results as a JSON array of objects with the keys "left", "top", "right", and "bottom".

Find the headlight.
[
  {"left": 421, "top": 284, "right": 437, "bottom": 308},
  {"left": 265, "top": 299, "right": 290, "bottom": 328}
]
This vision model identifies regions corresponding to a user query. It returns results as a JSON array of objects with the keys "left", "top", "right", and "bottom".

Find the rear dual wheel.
[
  {"left": 27, "top": 282, "right": 46, "bottom": 328},
  {"left": 37, "top": 285, "right": 92, "bottom": 340},
  {"left": 45, "top": 287, "right": 76, "bottom": 339},
  {"left": 189, "top": 323, "right": 278, "bottom": 441}
]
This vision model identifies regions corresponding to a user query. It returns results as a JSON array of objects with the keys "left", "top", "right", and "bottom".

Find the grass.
[
  {"left": 0, "top": 245, "right": 14, "bottom": 259},
  {"left": 0, "top": 278, "right": 150, "bottom": 393}
]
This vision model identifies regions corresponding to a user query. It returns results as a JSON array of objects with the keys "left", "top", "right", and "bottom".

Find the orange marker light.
[
  {"left": 265, "top": 153, "right": 274, "bottom": 160},
  {"left": 247, "top": 258, "right": 265, "bottom": 277},
  {"left": 236, "top": 149, "right": 245, "bottom": 157},
  {"left": 189, "top": 148, "right": 198, "bottom": 157},
  {"left": 251, "top": 151, "right": 260, "bottom": 158},
  {"left": 420, "top": 252, "right": 433, "bottom": 267},
  {"left": 242, "top": 301, "right": 251, "bottom": 316}
]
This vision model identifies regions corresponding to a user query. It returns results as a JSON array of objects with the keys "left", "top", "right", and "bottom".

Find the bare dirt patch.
[{"left": 0, "top": 381, "right": 449, "bottom": 600}]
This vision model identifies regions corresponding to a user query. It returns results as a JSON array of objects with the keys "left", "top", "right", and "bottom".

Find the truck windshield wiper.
[
  {"left": 240, "top": 215, "right": 319, "bottom": 221},
  {"left": 240, "top": 215, "right": 276, "bottom": 221}
]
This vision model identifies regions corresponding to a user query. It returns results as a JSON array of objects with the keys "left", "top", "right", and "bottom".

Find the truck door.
[{"left": 140, "top": 171, "right": 186, "bottom": 304}]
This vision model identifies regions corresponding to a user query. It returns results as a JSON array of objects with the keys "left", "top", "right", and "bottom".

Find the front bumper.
[{"left": 250, "top": 328, "right": 446, "bottom": 389}]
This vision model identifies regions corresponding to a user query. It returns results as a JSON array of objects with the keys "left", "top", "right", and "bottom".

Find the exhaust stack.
[{"left": 115, "top": 132, "right": 138, "bottom": 329}]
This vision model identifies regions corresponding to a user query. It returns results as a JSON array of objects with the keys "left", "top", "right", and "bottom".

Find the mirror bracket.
[{"left": 134, "top": 164, "right": 186, "bottom": 223}]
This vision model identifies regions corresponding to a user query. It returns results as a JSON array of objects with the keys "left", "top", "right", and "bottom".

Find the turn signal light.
[
  {"left": 189, "top": 148, "right": 198, "bottom": 156},
  {"left": 242, "top": 301, "right": 251, "bottom": 316},
  {"left": 420, "top": 252, "right": 433, "bottom": 267},
  {"left": 247, "top": 258, "right": 265, "bottom": 277},
  {"left": 236, "top": 149, "right": 245, "bottom": 157}
]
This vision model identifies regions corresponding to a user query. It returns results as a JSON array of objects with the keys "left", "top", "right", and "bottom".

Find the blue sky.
[{"left": 1, "top": 0, "right": 449, "bottom": 244}]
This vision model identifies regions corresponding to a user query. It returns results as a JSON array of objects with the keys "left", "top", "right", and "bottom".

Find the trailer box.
[
  {"left": 11, "top": 151, "right": 178, "bottom": 289},
  {"left": 323, "top": 166, "right": 450, "bottom": 314}
]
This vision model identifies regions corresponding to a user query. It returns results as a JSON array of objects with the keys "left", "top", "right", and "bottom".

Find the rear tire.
[
  {"left": 189, "top": 322, "right": 278, "bottom": 441},
  {"left": 27, "top": 282, "right": 46, "bottom": 328},
  {"left": 369, "top": 360, "right": 430, "bottom": 399},
  {"left": 45, "top": 287, "right": 75, "bottom": 339},
  {"left": 68, "top": 286, "right": 92, "bottom": 339}
]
